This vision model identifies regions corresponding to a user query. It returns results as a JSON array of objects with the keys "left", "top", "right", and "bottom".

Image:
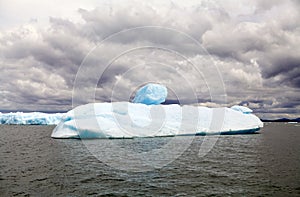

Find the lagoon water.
[{"left": 0, "top": 123, "right": 299, "bottom": 196}]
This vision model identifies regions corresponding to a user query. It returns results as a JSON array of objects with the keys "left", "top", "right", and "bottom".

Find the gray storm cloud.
[{"left": 0, "top": 0, "right": 299, "bottom": 119}]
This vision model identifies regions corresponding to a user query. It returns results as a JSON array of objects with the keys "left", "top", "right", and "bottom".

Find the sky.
[{"left": 0, "top": 0, "right": 299, "bottom": 119}]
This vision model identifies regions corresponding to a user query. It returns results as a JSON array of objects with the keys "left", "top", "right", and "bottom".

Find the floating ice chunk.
[
  {"left": 230, "top": 105, "right": 253, "bottom": 114},
  {"left": 132, "top": 83, "right": 167, "bottom": 105},
  {"left": 0, "top": 112, "right": 65, "bottom": 125},
  {"left": 51, "top": 103, "right": 263, "bottom": 139}
]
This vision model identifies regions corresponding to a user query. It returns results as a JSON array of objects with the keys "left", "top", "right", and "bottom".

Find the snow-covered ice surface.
[
  {"left": 51, "top": 102, "right": 263, "bottom": 139},
  {"left": 0, "top": 112, "right": 65, "bottom": 125},
  {"left": 132, "top": 83, "right": 167, "bottom": 105}
]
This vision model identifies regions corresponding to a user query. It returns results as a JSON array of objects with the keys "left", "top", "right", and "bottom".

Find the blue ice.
[{"left": 132, "top": 83, "right": 167, "bottom": 105}]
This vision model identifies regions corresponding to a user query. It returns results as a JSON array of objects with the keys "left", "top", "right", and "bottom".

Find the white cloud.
[{"left": 0, "top": 0, "right": 299, "bottom": 118}]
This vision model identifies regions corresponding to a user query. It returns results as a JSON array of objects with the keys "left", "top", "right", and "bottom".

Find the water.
[{"left": 0, "top": 123, "right": 299, "bottom": 196}]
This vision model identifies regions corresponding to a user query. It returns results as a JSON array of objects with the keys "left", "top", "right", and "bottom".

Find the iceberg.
[
  {"left": 51, "top": 83, "right": 263, "bottom": 139},
  {"left": 132, "top": 83, "right": 167, "bottom": 105},
  {"left": 0, "top": 112, "right": 65, "bottom": 125},
  {"left": 51, "top": 102, "right": 263, "bottom": 139}
]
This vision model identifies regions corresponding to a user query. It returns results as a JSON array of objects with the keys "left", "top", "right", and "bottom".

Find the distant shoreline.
[{"left": 262, "top": 118, "right": 300, "bottom": 123}]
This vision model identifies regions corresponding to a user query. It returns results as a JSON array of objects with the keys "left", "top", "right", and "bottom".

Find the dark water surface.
[{"left": 0, "top": 123, "right": 299, "bottom": 196}]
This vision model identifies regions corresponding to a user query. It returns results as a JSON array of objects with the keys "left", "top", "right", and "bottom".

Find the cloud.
[{"left": 0, "top": 0, "right": 299, "bottom": 118}]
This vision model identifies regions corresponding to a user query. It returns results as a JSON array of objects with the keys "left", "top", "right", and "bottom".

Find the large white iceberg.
[
  {"left": 51, "top": 83, "right": 263, "bottom": 138},
  {"left": 51, "top": 102, "right": 263, "bottom": 139},
  {"left": 0, "top": 112, "right": 64, "bottom": 125}
]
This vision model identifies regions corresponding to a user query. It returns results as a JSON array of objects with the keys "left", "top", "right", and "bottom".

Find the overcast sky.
[{"left": 0, "top": 0, "right": 299, "bottom": 119}]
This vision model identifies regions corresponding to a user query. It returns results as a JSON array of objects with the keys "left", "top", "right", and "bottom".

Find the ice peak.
[{"left": 132, "top": 83, "right": 168, "bottom": 105}]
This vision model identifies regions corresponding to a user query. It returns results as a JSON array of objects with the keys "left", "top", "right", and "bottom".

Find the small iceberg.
[
  {"left": 51, "top": 83, "right": 263, "bottom": 139},
  {"left": 0, "top": 112, "right": 64, "bottom": 125},
  {"left": 230, "top": 105, "right": 253, "bottom": 114}
]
